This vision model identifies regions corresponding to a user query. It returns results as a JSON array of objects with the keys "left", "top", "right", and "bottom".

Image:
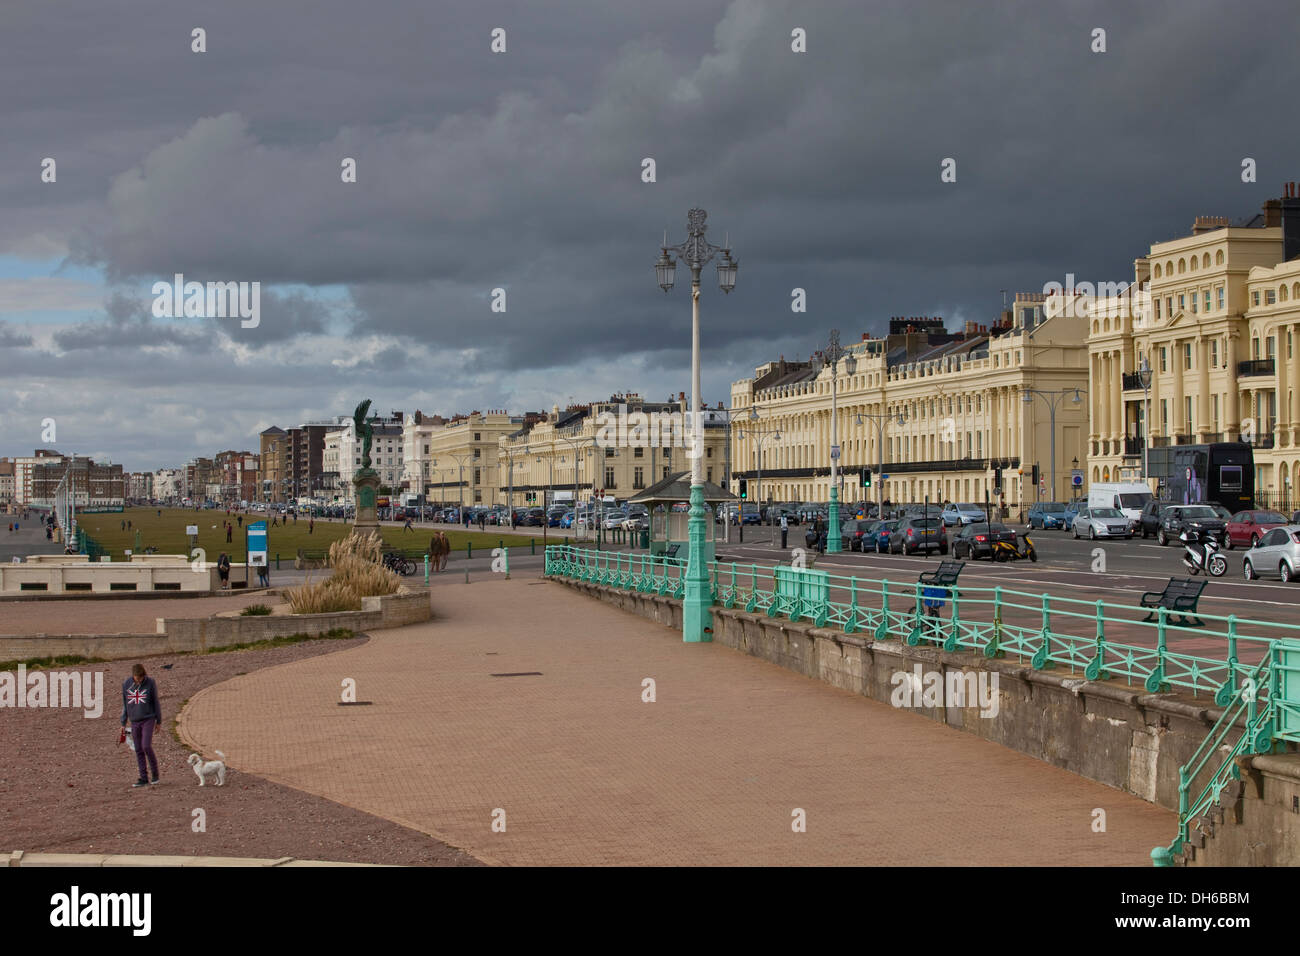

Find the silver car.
[
  {"left": 1242, "top": 525, "right": 1300, "bottom": 582},
  {"left": 1072, "top": 505, "right": 1132, "bottom": 539}
]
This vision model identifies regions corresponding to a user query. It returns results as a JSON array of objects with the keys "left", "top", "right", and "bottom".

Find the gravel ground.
[{"left": 0, "top": 635, "right": 481, "bottom": 866}]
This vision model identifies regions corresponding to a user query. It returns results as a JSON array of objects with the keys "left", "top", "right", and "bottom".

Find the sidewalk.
[{"left": 179, "top": 575, "right": 1174, "bottom": 866}]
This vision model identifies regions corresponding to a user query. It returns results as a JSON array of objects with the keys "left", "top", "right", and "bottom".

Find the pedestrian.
[
  {"left": 404, "top": 516, "right": 414, "bottom": 532},
  {"left": 226, "top": 524, "right": 233, "bottom": 543},
  {"left": 256, "top": 560, "right": 270, "bottom": 588},
  {"left": 780, "top": 512, "right": 789, "bottom": 549},
  {"left": 437, "top": 531, "right": 450, "bottom": 571},
  {"left": 309, "top": 518, "right": 314, "bottom": 534},
  {"left": 120, "top": 663, "right": 162, "bottom": 787},
  {"left": 478, "top": 511, "right": 486, "bottom": 532},
  {"left": 464, "top": 510, "right": 471, "bottom": 530},
  {"left": 217, "top": 552, "right": 231, "bottom": 589},
  {"left": 157, "top": 509, "right": 162, "bottom": 518},
  {"left": 293, "top": 513, "right": 297, "bottom": 524},
  {"left": 127, "top": 520, "right": 132, "bottom": 530},
  {"left": 121, "top": 519, "right": 126, "bottom": 531},
  {"left": 237, "top": 515, "right": 242, "bottom": 527}
]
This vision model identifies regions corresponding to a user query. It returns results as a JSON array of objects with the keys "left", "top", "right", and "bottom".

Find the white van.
[{"left": 1087, "top": 482, "right": 1153, "bottom": 530}]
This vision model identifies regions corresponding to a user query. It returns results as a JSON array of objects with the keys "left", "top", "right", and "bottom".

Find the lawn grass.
[{"left": 79, "top": 508, "right": 553, "bottom": 561}]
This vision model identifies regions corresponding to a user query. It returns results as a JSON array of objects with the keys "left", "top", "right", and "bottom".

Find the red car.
[{"left": 1225, "top": 510, "right": 1289, "bottom": 549}]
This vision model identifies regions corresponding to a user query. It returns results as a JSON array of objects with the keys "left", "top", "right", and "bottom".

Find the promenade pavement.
[{"left": 179, "top": 574, "right": 1174, "bottom": 866}]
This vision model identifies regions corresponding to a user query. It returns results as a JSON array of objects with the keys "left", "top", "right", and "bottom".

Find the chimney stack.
[{"left": 1281, "top": 184, "right": 1300, "bottom": 263}]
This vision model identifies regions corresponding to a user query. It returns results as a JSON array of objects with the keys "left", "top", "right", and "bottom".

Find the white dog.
[{"left": 187, "top": 750, "right": 227, "bottom": 786}]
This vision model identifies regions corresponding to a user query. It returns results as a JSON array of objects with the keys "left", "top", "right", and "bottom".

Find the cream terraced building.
[
  {"left": 730, "top": 301, "right": 1090, "bottom": 510},
  {"left": 403, "top": 410, "right": 522, "bottom": 508},
  {"left": 1087, "top": 187, "right": 1300, "bottom": 502},
  {"left": 498, "top": 395, "right": 729, "bottom": 511}
]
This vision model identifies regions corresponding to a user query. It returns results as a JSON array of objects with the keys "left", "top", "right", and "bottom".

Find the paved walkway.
[{"left": 179, "top": 575, "right": 1174, "bottom": 866}]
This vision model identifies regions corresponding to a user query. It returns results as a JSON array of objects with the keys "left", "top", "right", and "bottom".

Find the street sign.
[
  {"left": 830, "top": 444, "right": 840, "bottom": 460},
  {"left": 1072, "top": 472, "right": 1083, "bottom": 487},
  {"left": 247, "top": 520, "right": 268, "bottom": 567},
  {"left": 185, "top": 525, "right": 198, "bottom": 536}
]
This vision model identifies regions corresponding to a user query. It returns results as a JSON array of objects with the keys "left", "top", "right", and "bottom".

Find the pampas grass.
[{"left": 285, "top": 531, "right": 400, "bottom": 614}]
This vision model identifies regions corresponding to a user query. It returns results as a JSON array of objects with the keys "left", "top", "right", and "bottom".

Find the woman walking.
[{"left": 120, "top": 663, "right": 162, "bottom": 786}]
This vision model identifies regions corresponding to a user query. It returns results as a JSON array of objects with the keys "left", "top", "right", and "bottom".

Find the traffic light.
[
  {"left": 863, "top": 469, "right": 872, "bottom": 488},
  {"left": 738, "top": 479, "right": 748, "bottom": 499},
  {"left": 1031, "top": 464, "right": 1040, "bottom": 487}
]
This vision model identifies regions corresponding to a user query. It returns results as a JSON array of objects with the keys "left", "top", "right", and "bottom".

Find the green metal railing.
[{"left": 545, "top": 544, "right": 1300, "bottom": 864}]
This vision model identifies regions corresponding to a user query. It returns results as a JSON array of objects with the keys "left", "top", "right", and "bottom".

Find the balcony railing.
[
  {"left": 1121, "top": 372, "right": 1147, "bottom": 391},
  {"left": 1122, "top": 438, "right": 1143, "bottom": 457},
  {"left": 1238, "top": 359, "right": 1275, "bottom": 377}
]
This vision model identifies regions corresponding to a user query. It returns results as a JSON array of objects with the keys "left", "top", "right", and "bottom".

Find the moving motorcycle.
[{"left": 1180, "top": 529, "right": 1226, "bottom": 577}]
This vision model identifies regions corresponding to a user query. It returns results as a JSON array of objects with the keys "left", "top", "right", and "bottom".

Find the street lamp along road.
[
  {"left": 656, "top": 208, "right": 737, "bottom": 643},
  {"left": 823, "top": 330, "right": 856, "bottom": 553},
  {"left": 854, "top": 409, "right": 907, "bottom": 520},
  {"left": 1021, "top": 387, "right": 1086, "bottom": 503},
  {"left": 1138, "top": 355, "right": 1153, "bottom": 486}
]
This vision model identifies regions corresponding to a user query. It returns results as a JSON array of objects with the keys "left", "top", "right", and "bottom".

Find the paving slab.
[{"left": 179, "top": 575, "right": 1175, "bottom": 866}]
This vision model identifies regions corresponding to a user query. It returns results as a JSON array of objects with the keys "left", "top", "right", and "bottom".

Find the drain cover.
[{"left": 490, "top": 672, "right": 543, "bottom": 677}]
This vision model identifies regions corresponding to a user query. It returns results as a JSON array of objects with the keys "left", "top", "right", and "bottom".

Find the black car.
[
  {"left": 1138, "top": 499, "right": 1174, "bottom": 539},
  {"left": 1156, "top": 504, "right": 1227, "bottom": 546},
  {"left": 952, "top": 522, "right": 1017, "bottom": 559}
]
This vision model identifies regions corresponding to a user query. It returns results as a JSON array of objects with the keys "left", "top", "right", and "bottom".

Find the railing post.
[
  {"left": 875, "top": 579, "right": 890, "bottom": 640},
  {"left": 1084, "top": 599, "right": 1107, "bottom": 681},
  {"left": 503, "top": 547, "right": 510, "bottom": 580},
  {"left": 1145, "top": 606, "right": 1169, "bottom": 692},
  {"left": 1216, "top": 615, "right": 1240, "bottom": 706}
]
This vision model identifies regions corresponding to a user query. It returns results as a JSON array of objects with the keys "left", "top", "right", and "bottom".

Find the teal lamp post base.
[
  {"left": 827, "top": 485, "right": 841, "bottom": 553},
  {"left": 682, "top": 483, "right": 713, "bottom": 642}
]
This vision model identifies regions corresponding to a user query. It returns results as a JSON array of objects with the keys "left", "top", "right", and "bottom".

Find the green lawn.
[{"left": 79, "top": 508, "right": 558, "bottom": 562}]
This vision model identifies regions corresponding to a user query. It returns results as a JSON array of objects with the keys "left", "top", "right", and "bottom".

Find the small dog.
[{"left": 187, "top": 750, "right": 227, "bottom": 786}]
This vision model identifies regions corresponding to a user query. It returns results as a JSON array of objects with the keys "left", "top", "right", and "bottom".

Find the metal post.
[{"left": 828, "top": 341, "right": 841, "bottom": 553}]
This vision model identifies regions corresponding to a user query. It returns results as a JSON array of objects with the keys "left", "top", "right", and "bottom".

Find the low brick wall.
[
  {"left": 552, "top": 579, "right": 1246, "bottom": 815},
  {"left": 0, "top": 589, "right": 430, "bottom": 661}
]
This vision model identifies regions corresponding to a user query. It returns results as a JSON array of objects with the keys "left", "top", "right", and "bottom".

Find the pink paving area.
[{"left": 178, "top": 575, "right": 1175, "bottom": 866}]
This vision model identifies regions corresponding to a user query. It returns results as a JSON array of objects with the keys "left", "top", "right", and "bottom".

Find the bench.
[
  {"left": 919, "top": 560, "right": 965, "bottom": 588},
  {"left": 1139, "top": 577, "right": 1208, "bottom": 627},
  {"left": 916, "top": 560, "right": 965, "bottom": 614},
  {"left": 664, "top": 544, "right": 681, "bottom": 562}
]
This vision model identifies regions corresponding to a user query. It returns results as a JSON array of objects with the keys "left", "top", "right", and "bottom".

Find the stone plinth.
[{"left": 353, "top": 470, "right": 381, "bottom": 537}]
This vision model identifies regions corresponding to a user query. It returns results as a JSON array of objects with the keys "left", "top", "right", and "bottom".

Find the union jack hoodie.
[{"left": 120, "top": 677, "right": 162, "bottom": 726}]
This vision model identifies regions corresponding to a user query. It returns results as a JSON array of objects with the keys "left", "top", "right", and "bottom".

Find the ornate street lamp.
[
  {"left": 824, "top": 330, "right": 856, "bottom": 553},
  {"left": 655, "top": 208, "right": 737, "bottom": 643}
]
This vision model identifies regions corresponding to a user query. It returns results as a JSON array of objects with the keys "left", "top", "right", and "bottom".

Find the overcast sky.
[{"left": 2, "top": 0, "right": 1298, "bottom": 470}]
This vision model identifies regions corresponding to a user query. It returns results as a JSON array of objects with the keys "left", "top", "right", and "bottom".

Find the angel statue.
[{"left": 352, "top": 399, "right": 375, "bottom": 472}]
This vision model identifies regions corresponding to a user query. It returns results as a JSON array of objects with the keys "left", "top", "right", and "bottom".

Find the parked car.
[
  {"left": 1242, "top": 525, "right": 1300, "bottom": 582},
  {"left": 889, "top": 517, "right": 948, "bottom": 555},
  {"left": 1137, "top": 499, "right": 1174, "bottom": 539},
  {"left": 602, "top": 511, "right": 629, "bottom": 530},
  {"left": 871, "top": 520, "right": 899, "bottom": 553},
  {"left": 1062, "top": 498, "right": 1086, "bottom": 529},
  {"left": 846, "top": 519, "right": 877, "bottom": 552},
  {"left": 1027, "top": 501, "right": 1067, "bottom": 530},
  {"left": 1225, "top": 510, "right": 1289, "bottom": 550},
  {"left": 952, "top": 522, "right": 1018, "bottom": 559},
  {"left": 1072, "top": 506, "right": 1131, "bottom": 539},
  {"left": 941, "top": 503, "right": 987, "bottom": 527},
  {"left": 1156, "top": 504, "right": 1227, "bottom": 547}
]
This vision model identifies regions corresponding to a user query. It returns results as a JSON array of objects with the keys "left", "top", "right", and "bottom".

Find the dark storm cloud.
[{"left": 2, "top": 0, "right": 1299, "bottom": 467}]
